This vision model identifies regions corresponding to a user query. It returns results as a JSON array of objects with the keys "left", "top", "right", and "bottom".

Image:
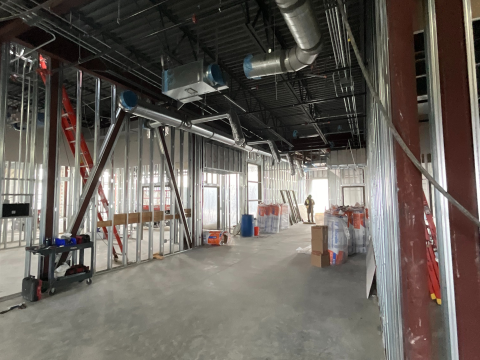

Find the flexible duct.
[
  {"left": 228, "top": 110, "right": 246, "bottom": 147},
  {"left": 285, "top": 153, "right": 296, "bottom": 175},
  {"left": 118, "top": 91, "right": 268, "bottom": 156},
  {"left": 243, "top": 0, "right": 323, "bottom": 79},
  {"left": 248, "top": 140, "right": 282, "bottom": 163},
  {"left": 295, "top": 159, "right": 305, "bottom": 178}
]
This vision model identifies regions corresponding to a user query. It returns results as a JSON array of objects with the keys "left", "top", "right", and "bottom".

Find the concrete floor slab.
[
  {"left": 0, "top": 224, "right": 384, "bottom": 360},
  {"left": 0, "top": 228, "right": 174, "bottom": 298}
]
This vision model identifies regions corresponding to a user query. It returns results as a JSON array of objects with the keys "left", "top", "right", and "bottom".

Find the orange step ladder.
[
  {"left": 423, "top": 192, "right": 441, "bottom": 305},
  {"left": 38, "top": 56, "right": 124, "bottom": 260}
]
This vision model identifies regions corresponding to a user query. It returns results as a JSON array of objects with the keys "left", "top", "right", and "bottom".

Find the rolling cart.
[{"left": 26, "top": 242, "right": 94, "bottom": 295}]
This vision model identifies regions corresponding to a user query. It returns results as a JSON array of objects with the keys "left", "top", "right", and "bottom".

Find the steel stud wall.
[{"left": 365, "top": 0, "right": 404, "bottom": 358}]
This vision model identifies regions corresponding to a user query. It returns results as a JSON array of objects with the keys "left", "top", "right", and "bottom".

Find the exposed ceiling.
[{"left": 0, "top": 0, "right": 366, "bottom": 154}]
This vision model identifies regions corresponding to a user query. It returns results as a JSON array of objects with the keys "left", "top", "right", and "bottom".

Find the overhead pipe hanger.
[{"left": 118, "top": 90, "right": 273, "bottom": 157}]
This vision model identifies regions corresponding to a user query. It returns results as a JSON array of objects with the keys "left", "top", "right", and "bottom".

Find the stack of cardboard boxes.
[{"left": 311, "top": 225, "right": 330, "bottom": 268}]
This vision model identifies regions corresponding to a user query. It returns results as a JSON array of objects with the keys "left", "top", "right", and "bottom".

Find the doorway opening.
[{"left": 311, "top": 179, "right": 329, "bottom": 214}]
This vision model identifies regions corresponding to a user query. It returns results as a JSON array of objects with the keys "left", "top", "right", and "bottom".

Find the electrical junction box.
[{"left": 162, "top": 60, "right": 228, "bottom": 104}]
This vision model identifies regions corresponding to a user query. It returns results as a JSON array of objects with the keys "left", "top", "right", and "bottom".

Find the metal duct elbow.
[
  {"left": 228, "top": 110, "right": 246, "bottom": 147},
  {"left": 243, "top": 0, "right": 323, "bottom": 79},
  {"left": 295, "top": 159, "right": 305, "bottom": 178},
  {"left": 286, "top": 153, "right": 296, "bottom": 176},
  {"left": 247, "top": 140, "right": 281, "bottom": 163},
  {"left": 267, "top": 140, "right": 281, "bottom": 163}
]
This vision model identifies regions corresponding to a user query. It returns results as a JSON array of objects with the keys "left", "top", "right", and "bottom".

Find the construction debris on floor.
[{"left": 202, "top": 230, "right": 231, "bottom": 245}]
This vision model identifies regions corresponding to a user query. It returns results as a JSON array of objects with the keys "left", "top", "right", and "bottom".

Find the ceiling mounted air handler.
[
  {"left": 162, "top": 60, "right": 228, "bottom": 103},
  {"left": 243, "top": 0, "right": 323, "bottom": 79}
]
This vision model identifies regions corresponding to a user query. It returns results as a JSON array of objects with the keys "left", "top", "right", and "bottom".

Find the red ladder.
[
  {"left": 423, "top": 192, "right": 441, "bottom": 305},
  {"left": 38, "top": 56, "right": 123, "bottom": 260}
]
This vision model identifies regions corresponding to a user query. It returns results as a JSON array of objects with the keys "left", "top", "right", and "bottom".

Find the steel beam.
[
  {"left": 386, "top": 0, "right": 432, "bottom": 357},
  {"left": 68, "top": 110, "right": 127, "bottom": 236},
  {"left": 153, "top": 127, "right": 192, "bottom": 249},
  {"left": 0, "top": 0, "right": 96, "bottom": 42},
  {"left": 435, "top": 0, "right": 480, "bottom": 358},
  {"left": 44, "top": 59, "right": 61, "bottom": 239},
  {"left": 40, "top": 58, "right": 62, "bottom": 279}
]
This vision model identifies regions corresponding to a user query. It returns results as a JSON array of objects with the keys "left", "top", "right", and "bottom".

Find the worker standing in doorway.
[{"left": 305, "top": 195, "right": 315, "bottom": 223}]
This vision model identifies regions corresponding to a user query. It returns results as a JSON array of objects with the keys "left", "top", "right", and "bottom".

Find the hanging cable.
[{"left": 335, "top": 0, "right": 480, "bottom": 228}]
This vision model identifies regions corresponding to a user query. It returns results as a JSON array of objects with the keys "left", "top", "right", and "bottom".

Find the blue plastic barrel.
[{"left": 241, "top": 214, "right": 254, "bottom": 237}]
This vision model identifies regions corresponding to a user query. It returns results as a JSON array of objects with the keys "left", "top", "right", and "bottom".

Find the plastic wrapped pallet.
[
  {"left": 257, "top": 204, "right": 267, "bottom": 233},
  {"left": 266, "top": 204, "right": 281, "bottom": 233},
  {"left": 327, "top": 213, "right": 349, "bottom": 265},
  {"left": 280, "top": 204, "right": 290, "bottom": 230},
  {"left": 264, "top": 204, "right": 272, "bottom": 233},
  {"left": 353, "top": 209, "right": 366, "bottom": 253},
  {"left": 345, "top": 209, "right": 355, "bottom": 255}
]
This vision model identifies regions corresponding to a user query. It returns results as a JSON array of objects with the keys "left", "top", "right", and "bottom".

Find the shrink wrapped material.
[
  {"left": 280, "top": 204, "right": 290, "bottom": 230},
  {"left": 266, "top": 204, "right": 281, "bottom": 233},
  {"left": 257, "top": 204, "right": 267, "bottom": 233}
]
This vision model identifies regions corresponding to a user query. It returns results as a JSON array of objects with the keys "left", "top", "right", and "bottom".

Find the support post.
[
  {"left": 170, "top": 127, "right": 177, "bottom": 252},
  {"left": 424, "top": 0, "right": 459, "bottom": 358},
  {"left": 386, "top": 0, "right": 432, "bottom": 357},
  {"left": 435, "top": 0, "right": 480, "bottom": 358},
  {"left": 136, "top": 118, "right": 143, "bottom": 263},
  {"left": 148, "top": 129, "right": 154, "bottom": 260},
  {"left": 188, "top": 133, "right": 194, "bottom": 247},
  {"left": 72, "top": 70, "right": 82, "bottom": 214},
  {"left": 159, "top": 134, "right": 165, "bottom": 255},
  {"left": 123, "top": 116, "right": 130, "bottom": 266},
  {"left": 91, "top": 77, "right": 101, "bottom": 273},
  {"left": 39, "top": 58, "right": 61, "bottom": 279},
  {"left": 153, "top": 128, "right": 192, "bottom": 248},
  {"left": 44, "top": 59, "right": 61, "bottom": 240},
  {"left": 179, "top": 130, "right": 185, "bottom": 251},
  {"left": 0, "top": 42, "right": 10, "bottom": 228}
]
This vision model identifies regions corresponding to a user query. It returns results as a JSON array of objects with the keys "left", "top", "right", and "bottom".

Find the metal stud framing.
[
  {"left": 153, "top": 127, "right": 192, "bottom": 248},
  {"left": 136, "top": 118, "right": 143, "bottom": 263}
]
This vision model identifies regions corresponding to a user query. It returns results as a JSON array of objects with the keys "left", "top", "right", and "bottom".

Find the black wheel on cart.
[
  {"left": 86, "top": 278, "right": 92, "bottom": 285},
  {"left": 49, "top": 288, "right": 56, "bottom": 296}
]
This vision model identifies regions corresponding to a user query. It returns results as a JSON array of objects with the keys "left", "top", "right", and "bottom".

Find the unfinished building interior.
[{"left": 0, "top": 0, "right": 480, "bottom": 359}]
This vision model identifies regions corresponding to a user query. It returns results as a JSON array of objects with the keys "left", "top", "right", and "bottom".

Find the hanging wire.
[{"left": 335, "top": 0, "right": 480, "bottom": 228}]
